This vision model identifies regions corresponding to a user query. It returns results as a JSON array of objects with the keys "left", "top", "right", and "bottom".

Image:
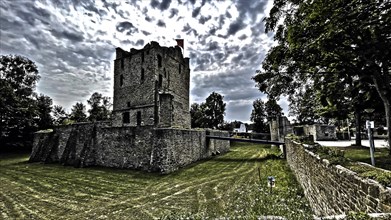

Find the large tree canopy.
[
  {"left": 190, "top": 92, "right": 226, "bottom": 129},
  {"left": 87, "top": 92, "right": 112, "bottom": 122},
  {"left": 70, "top": 102, "right": 87, "bottom": 123},
  {"left": 254, "top": 0, "right": 391, "bottom": 152},
  {"left": 250, "top": 99, "right": 268, "bottom": 133},
  {"left": 0, "top": 55, "right": 40, "bottom": 143},
  {"left": 35, "top": 94, "right": 54, "bottom": 130},
  {"left": 190, "top": 103, "right": 206, "bottom": 128},
  {"left": 204, "top": 92, "right": 226, "bottom": 129}
]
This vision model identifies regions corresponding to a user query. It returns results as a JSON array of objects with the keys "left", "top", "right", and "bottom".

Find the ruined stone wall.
[
  {"left": 285, "top": 138, "right": 391, "bottom": 216},
  {"left": 30, "top": 124, "right": 230, "bottom": 174},
  {"left": 150, "top": 129, "right": 229, "bottom": 173},
  {"left": 94, "top": 126, "right": 154, "bottom": 170},
  {"left": 270, "top": 116, "right": 292, "bottom": 142},
  {"left": 152, "top": 129, "right": 206, "bottom": 173},
  {"left": 314, "top": 124, "right": 337, "bottom": 141},
  {"left": 295, "top": 125, "right": 337, "bottom": 141}
]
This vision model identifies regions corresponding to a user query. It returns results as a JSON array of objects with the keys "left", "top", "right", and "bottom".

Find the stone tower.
[{"left": 112, "top": 41, "right": 191, "bottom": 128}]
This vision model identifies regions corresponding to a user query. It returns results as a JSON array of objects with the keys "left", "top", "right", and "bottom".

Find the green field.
[
  {"left": 342, "top": 147, "right": 391, "bottom": 171},
  {"left": 0, "top": 143, "right": 312, "bottom": 219}
]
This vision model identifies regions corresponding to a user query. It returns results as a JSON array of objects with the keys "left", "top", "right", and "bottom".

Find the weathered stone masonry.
[
  {"left": 112, "top": 41, "right": 190, "bottom": 128},
  {"left": 285, "top": 138, "right": 391, "bottom": 216},
  {"left": 30, "top": 123, "right": 229, "bottom": 174},
  {"left": 30, "top": 41, "right": 230, "bottom": 173}
]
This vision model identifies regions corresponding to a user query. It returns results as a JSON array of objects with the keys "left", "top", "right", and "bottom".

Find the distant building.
[
  {"left": 293, "top": 124, "right": 337, "bottom": 141},
  {"left": 233, "top": 123, "right": 247, "bottom": 133}
]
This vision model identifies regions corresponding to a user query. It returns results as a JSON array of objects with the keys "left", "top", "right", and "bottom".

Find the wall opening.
[
  {"left": 127, "top": 102, "right": 130, "bottom": 107},
  {"left": 121, "top": 59, "right": 124, "bottom": 69},
  {"left": 164, "top": 68, "right": 167, "bottom": 78},
  {"left": 179, "top": 64, "right": 181, "bottom": 74},
  {"left": 141, "top": 68, "right": 145, "bottom": 83},
  {"left": 158, "top": 74, "right": 163, "bottom": 88},
  {"left": 123, "top": 112, "right": 130, "bottom": 123},
  {"left": 157, "top": 55, "right": 162, "bottom": 67},
  {"left": 142, "top": 52, "right": 144, "bottom": 63},
  {"left": 120, "top": 74, "right": 124, "bottom": 86},
  {"left": 137, "top": 111, "right": 142, "bottom": 126}
]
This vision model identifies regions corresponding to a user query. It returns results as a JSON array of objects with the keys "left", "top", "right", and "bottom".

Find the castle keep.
[
  {"left": 29, "top": 41, "right": 230, "bottom": 173},
  {"left": 113, "top": 42, "right": 190, "bottom": 128}
]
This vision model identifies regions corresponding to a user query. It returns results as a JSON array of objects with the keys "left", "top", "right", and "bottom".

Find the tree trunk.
[
  {"left": 384, "top": 101, "right": 391, "bottom": 155},
  {"left": 355, "top": 109, "right": 362, "bottom": 146},
  {"left": 372, "top": 72, "right": 391, "bottom": 155}
]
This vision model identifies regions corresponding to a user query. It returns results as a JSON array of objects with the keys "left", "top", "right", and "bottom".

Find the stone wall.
[
  {"left": 285, "top": 138, "right": 391, "bottom": 216},
  {"left": 270, "top": 116, "right": 293, "bottom": 142},
  {"left": 30, "top": 124, "right": 230, "bottom": 174}
]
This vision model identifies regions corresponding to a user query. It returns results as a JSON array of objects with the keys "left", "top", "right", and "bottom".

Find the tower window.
[
  {"left": 123, "top": 112, "right": 130, "bottom": 123},
  {"left": 120, "top": 74, "right": 124, "bottom": 86},
  {"left": 179, "top": 64, "right": 181, "bottom": 74},
  {"left": 127, "top": 102, "right": 130, "bottom": 107},
  {"left": 121, "top": 59, "right": 124, "bottom": 69},
  {"left": 157, "top": 55, "right": 162, "bottom": 68},
  {"left": 137, "top": 111, "right": 141, "bottom": 126},
  {"left": 142, "top": 52, "right": 144, "bottom": 63},
  {"left": 141, "top": 68, "right": 145, "bottom": 83},
  {"left": 158, "top": 74, "right": 163, "bottom": 88}
]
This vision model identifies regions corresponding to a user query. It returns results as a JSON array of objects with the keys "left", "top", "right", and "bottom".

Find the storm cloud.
[{"left": 0, "top": 0, "right": 277, "bottom": 122}]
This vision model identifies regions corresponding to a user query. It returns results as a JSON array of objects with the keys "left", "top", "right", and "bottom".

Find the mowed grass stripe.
[
  {"left": 0, "top": 143, "right": 313, "bottom": 219},
  {"left": 1, "top": 168, "right": 120, "bottom": 205}
]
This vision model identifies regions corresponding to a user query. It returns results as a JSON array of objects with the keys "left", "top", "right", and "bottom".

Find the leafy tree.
[
  {"left": 190, "top": 103, "right": 206, "bottom": 128},
  {"left": 0, "top": 55, "right": 40, "bottom": 144},
  {"left": 87, "top": 92, "right": 112, "bottom": 121},
  {"left": 190, "top": 92, "right": 226, "bottom": 129},
  {"left": 70, "top": 102, "right": 87, "bottom": 122},
  {"left": 53, "top": 105, "right": 68, "bottom": 125},
  {"left": 288, "top": 86, "right": 324, "bottom": 124},
  {"left": 255, "top": 0, "right": 391, "bottom": 152},
  {"left": 220, "top": 121, "right": 234, "bottom": 131},
  {"left": 250, "top": 99, "right": 268, "bottom": 133},
  {"left": 265, "top": 98, "right": 283, "bottom": 120},
  {"left": 203, "top": 92, "right": 226, "bottom": 129},
  {"left": 35, "top": 94, "right": 53, "bottom": 130}
]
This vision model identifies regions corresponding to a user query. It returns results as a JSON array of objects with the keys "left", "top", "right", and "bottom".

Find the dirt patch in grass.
[{"left": 0, "top": 143, "right": 312, "bottom": 219}]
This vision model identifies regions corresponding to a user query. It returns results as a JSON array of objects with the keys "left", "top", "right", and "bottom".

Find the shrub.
[{"left": 346, "top": 211, "right": 373, "bottom": 220}]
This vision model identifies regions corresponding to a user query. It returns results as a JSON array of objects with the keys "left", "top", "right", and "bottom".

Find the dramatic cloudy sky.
[{"left": 0, "top": 0, "right": 289, "bottom": 122}]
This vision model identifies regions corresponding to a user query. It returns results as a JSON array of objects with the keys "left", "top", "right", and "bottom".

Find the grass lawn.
[
  {"left": 325, "top": 147, "right": 391, "bottom": 187},
  {"left": 0, "top": 143, "right": 312, "bottom": 219},
  {"left": 330, "top": 147, "right": 391, "bottom": 171}
]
